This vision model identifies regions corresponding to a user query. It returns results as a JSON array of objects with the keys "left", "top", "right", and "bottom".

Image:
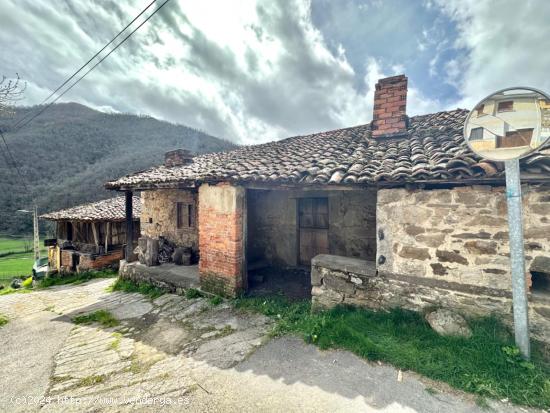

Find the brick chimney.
[
  {"left": 164, "top": 149, "right": 193, "bottom": 167},
  {"left": 371, "top": 74, "right": 408, "bottom": 139}
]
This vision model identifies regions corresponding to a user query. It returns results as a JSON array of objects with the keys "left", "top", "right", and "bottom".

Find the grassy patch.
[
  {"left": 109, "top": 332, "right": 122, "bottom": 350},
  {"left": 77, "top": 374, "right": 106, "bottom": 387},
  {"left": 209, "top": 295, "right": 223, "bottom": 306},
  {"left": 39, "top": 270, "right": 117, "bottom": 288},
  {"left": 73, "top": 310, "right": 119, "bottom": 328},
  {"left": 0, "top": 313, "right": 8, "bottom": 327},
  {"left": 108, "top": 278, "right": 165, "bottom": 299},
  {"left": 185, "top": 288, "right": 204, "bottom": 299},
  {"left": 234, "top": 297, "right": 550, "bottom": 409}
]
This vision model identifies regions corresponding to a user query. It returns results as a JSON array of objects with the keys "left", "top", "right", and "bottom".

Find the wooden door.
[
  {"left": 497, "top": 129, "right": 533, "bottom": 148},
  {"left": 299, "top": 198, "right": 329, "bottom": 265}
]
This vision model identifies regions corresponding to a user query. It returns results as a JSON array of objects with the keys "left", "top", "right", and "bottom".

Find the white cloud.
[{"left": 433, "top": 0, "right": 550, "bottom": 109}]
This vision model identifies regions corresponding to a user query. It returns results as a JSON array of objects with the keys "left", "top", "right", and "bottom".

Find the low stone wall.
[
  {"left": 119, "top": 260, "right": 199, "bottom": 295},
  {"left": 311, "top": 254, "right": 550, "bottom": 344}
]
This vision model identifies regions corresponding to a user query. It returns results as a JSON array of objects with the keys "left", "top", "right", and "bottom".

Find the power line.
[
  {"left": 10, "top": 0, "right": 172, "bottom": 133},
  {"left": 11, "top": 0, "right": 160, "bottom": 130},
  {"left": 0, "top": 127, "right": 30, "bottom": 192},
  {"left": 0, "top": 0, "right": 172, "bottom": 198}
]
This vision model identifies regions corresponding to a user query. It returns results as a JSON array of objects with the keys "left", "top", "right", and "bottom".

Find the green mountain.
[{"left": 0, "top": 102, "right": 236, "bottom": 235}]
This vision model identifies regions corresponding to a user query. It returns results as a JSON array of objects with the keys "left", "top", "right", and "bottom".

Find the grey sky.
[{"left": 1, "top": 0, "right": 550, "bottom": 144}]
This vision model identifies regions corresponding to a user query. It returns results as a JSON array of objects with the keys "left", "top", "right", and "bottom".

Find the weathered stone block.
[
  {"left": 436, "top": 250, "right": 468, "bottom": 265},
  {"left": 425, "top": 309, "right": 472, "bottom": 338},
  {"left": 530, "top": 256, "right": 550, "bottom": 275},
  {"left": 415, "top": 233, "right": 446, "bottom": 248},
  {"left": 323, "top": 273, "right": 355, "bottom": 295},
  {"left": 464, "top": 240, "right": 497, "bottom": 255},
  {"left": 311, "top": 266, "right": 323, "bottom": 286},
  {"left": 398, "top": 246, "right": 430, "bottom": 260}
]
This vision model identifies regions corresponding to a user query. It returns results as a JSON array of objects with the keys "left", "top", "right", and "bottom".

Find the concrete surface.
[{"left": 0, "top": 279, "right": 542, "bottom": 412}]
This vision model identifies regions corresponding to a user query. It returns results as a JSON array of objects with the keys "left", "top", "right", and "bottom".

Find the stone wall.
[
  {"left": 311, "top": 254, "right": 550, "bottom": 344},
  {"left": 198, "top": 183, "right": 245, "bottom": 297},
  {"left": 141, "top": 189, "right": 198, "bottom": 254},
  {"left": 247, "top": 189, "right": 377, "bottom": 266},
  {"left": 376, "top": 184, "right": 550, "bottom": 291}
]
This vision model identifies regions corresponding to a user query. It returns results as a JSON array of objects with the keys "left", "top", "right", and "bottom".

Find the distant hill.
[{"left": 0, "top": 103, "right": 237, "bottom": 235}]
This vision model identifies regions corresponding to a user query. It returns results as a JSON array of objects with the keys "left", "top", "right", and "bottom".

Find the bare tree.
[{"left": 0, "top": 74, "right": 26, "bottom": 115}]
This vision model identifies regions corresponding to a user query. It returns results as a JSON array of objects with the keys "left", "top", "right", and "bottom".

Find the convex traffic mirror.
[{"left": 464, "top": 87, "right": 550, "bottom": 161}]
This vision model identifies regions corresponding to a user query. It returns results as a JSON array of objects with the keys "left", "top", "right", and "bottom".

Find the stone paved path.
[{"left": 0, "top": 279, "right": 541, "bottom": 412}]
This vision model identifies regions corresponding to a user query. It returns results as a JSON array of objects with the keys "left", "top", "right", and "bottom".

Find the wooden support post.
[
  {"left": 105, "top": 222, "right": 110, "bottom": 253},
  {"left": 125, "top": 191, "right": 134, "bottom": 262},
  {"left": 92, "top": 222, "right": 99, "bottom": 251}
]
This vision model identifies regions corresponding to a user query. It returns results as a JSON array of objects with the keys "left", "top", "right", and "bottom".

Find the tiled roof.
[
  {"left": 106, "top": 109, "right": 550, "bottom": 190},
  {"left": 40, "top": 196, "right": 141, "bottom": 222}
]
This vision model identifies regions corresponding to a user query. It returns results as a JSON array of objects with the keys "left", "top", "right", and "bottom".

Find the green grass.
[
  {"left": 0, "top": 313, "right": 8, "bottom": 327},
  {"left": 235, "top": 297, "right": 550, "bottom": 409},
  {"left": 209, "top": 295, "right": 223, "bottom": 306},
  {"left": 185, "top": 288, "right": 204, "bottom": 299},
  {"left": 0, "top": 237, "right": 48, "bottom": 277},
  {"left": 108, "top": 278, "right": 165, "bottom": 299},
  {"left": 73, "top": 310, "right": 119, "bottom": 328},
  {"left": 39, "top": 270, "right": 117, "bottom": 288}
]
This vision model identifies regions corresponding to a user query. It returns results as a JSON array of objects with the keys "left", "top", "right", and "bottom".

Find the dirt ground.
[{"left": 0, "top": 279, "right": 539, "bottom": 412}]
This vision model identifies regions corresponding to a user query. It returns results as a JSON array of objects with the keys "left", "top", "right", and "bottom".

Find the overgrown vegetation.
[
  {"left": 0, "top": 313, "right": 8, "bottom": 327},
  {"left": 39, "top": 270, "right": 117, "bottom": 288},
  {"left": 108, "top": 278, "right": 165, "bottom": 299},
  {"left": 235, "top": 296, "right": 550, "bottom": 408},
  {"left": 73, "top": 310, "right": 119, "bottom": 328},
  {"left": 209, "top": 295, "right": 223, "bottom": 306},
  {"left": 185, "top": 288, "right": 204, "bottom": 299}
]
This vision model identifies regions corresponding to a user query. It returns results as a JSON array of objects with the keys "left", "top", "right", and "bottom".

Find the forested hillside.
[{"left": 0, "top": 103, "right": 236, "bottom": 235}]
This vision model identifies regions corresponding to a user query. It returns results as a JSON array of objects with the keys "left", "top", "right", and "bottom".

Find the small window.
[
  {"left": 469, "top": 127, "right": 484, "bottom": 141},
  {"left": 497, "top": 100, "right": 514, "bottom": 112},
  {"left": 476, "top": 104, "right": 486, "bottom": 116},
  {"left": 176, "top": 202, "right": 195, "bottom": 229}
]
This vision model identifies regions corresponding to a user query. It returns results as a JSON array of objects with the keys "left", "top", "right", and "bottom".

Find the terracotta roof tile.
[
  {"left": 40, "top": 196, "right": 141, "bottom": 222},
  {"left": 106, "top": 109, "right": 550, "bottom": 190}
]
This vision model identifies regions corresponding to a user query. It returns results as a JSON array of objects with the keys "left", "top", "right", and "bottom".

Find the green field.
[{"left": 0, "top": 236, "right": 47, "bottom": 280}]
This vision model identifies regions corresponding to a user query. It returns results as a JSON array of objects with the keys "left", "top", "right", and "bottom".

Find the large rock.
[{"left": 425, "top": 309, "right": 472, "bottom": 338}]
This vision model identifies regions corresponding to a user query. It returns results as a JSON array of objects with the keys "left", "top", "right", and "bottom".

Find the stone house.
[
  {"left": 106, "top": 75, "right": 550, "bottom": 341},
  {"left": 41, "top": 196, "right": 141, "bottom": 272}
]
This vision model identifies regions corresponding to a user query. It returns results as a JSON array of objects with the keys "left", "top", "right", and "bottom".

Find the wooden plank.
[
  {"left": 105, "top": 222, "right": 110, "bottom": 253},
  {"left": 125, "top": 191, "right": 135, "bottom": 261},
  {"left": 92, "top": 222, "right": 99, "bottom": 246}
]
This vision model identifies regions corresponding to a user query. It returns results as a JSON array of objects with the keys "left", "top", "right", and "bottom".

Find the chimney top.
[
  {"left": 371, "top": 74, "right": 408, "bottom": 139},
  {"left": 165, "top": 149, "right": 193, "bottom": 167}
]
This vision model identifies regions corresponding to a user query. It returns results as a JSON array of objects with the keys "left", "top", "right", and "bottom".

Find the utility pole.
[
  {"left": 17, "top": 207, "right": 40, "bottom": 260},
  {"left": 33, "top": 204, "right": 39, "bottom": 260}
]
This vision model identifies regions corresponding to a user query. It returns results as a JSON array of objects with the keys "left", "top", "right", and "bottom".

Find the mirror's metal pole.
[{"left": 504, "top": 159, "right": 530, "bottom": 359}]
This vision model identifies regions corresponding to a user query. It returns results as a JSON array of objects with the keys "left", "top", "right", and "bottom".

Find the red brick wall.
[
  {"left": 198, "top": 183, "right": 245, "bottom": 297},
  {"left": 78, "top": 249, "right": 123, "bottom": 271},
  {"left": 59, "top": 248, "right": 123, "bottom": 273},
  {"left": 372, "top": 75, "right": 408, "bottom": 138}
]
